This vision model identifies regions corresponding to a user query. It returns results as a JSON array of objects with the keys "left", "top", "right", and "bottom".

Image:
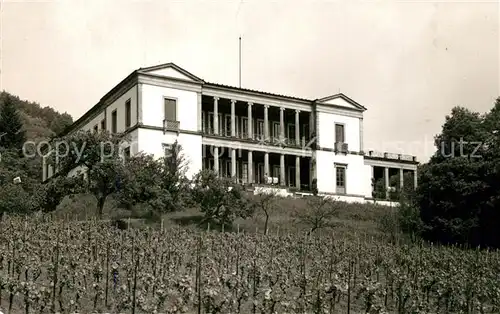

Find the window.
[
  {"left": 225, "top": 160, "right": 232, "bottom": 177},
  {"left": 257, "top": 163, "right": 264, "bottom": 184},
  {"left": 111, "top": 110, "right": 117, "bottom": 133},
  {"left": 303, "top": 124, "right": 309, "bottom": 139},
  {"left": 125, "top": 99, "right": 131, "bottom": 128},
  {"left": 123, "top": 147, "right": 131, "bottom": 159},
  {"left": 256, "top": 120, "right": 264, "bottom": 140},
  {"left": 336, "top": 165, "right": 346, "bottom": 194},
  {"left": 207, "top": 113, "right": 214, "bottom": 134},
  {"left": 288, "top": 124, "right": 295, "bottom": 139},
  {"left": 234, "top": 117, "right": 240, "bottom": 137},
  {"left": 242, "top": 162, "right": 248, "bottom": 184},
  {"left": 218, "top": 113, "right": 223, "bottom": 135},
  {"left": 218, "top": 159, "right": 223, "bottom": 176},
  {"left": 202, "top": 112, "right": 206, "bottom": 133},
  {"left": 225, "top": 115, "right": 231, "bottom": 137},
  {"left": 335, "top": 124, "right": 345, "bottom": 143},
  {"left": 272, "top": 165, "right": 280, "bottom": 179},
  {"left": 164, "top": 98, "right": 177, "bottom": 121},
  {"left": 93, "top": 125, "right": 98, "bottom": 133},
  {"left": 272, "top": 122, "right": 280, "bottom": 139},
  {"left": 241, "top": 117, "right": 248, "bottom": 138},
  {"left": 288, "top": 166, "right": 296, "bottom": 187},
  {"left": 163, "top": 144, "right": 172, "bottom": 157},
  {"left": 101, "top": 119, "right": 106, "bottom": 131}
]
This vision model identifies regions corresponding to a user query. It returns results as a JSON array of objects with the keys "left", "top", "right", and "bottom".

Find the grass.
[{"left": 52, "top": 192, "right": 396, "bottom": 243}]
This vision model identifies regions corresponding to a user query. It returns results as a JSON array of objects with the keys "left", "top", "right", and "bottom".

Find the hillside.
[
  {"left": 0, "top": 91, "right": 73, "bottom": 186},
  {"left": 0, "top": 91, "right": 73, "bottom": 143}
]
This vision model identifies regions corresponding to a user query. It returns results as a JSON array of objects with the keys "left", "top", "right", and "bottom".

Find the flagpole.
[{"left": 239, "top": 36, "right": 241, "bottom": 88}]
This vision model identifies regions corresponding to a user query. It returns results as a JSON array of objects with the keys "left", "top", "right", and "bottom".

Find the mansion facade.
[{"left": 42, "top": 63, "right": 418, "bottom": 202}]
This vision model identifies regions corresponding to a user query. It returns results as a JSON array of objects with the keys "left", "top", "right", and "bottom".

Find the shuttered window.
[
  {"left": 335, "top": 124, "right": 344, "bottom": 143},
  {"left": 125, "top": 99, "right": 131, "bottom": 128},
  {"left": 111, "top": 110, "right": 117, "bottom": 133},
  {"left": 164, "top": 98, "right": 177, "bottom": 121}
]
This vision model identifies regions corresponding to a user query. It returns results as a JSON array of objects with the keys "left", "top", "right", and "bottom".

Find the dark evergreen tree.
[
  {"left": 417, "top": 100, "right": 500, "bottom": 248},
  {"left": 0, "top": 95, "right": 26, "bottom": 149}
]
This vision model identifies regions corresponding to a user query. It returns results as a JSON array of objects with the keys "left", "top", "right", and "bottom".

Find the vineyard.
[{"left": 0, "top": 216, "right": 499, "bottom": 314}]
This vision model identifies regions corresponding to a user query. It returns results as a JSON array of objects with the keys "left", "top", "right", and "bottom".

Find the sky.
[{"left": 1, "top": 0, "right": 499, "bottom": 162}]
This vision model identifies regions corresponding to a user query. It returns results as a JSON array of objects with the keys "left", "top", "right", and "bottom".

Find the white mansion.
[{"left": 42, "top": 63, "right": 418, "bottom": 202}]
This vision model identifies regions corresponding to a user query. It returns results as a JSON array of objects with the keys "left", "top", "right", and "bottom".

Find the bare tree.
[
  {"left": 252, "top": 190, "right": 279, "bottom": 235},
  {"left": 293, "top": 196, "right": 341, "bottom": 234}
]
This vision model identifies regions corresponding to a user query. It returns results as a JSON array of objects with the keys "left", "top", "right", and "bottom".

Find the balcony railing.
[
  {"left": 202, "top": 128, "right": 311, "bottom": 148},
  {"left": 163, "top": 120, "right": 180, "bottom": 133},
  {"left": 366, "top": 150, "right": 417, "bottom": 162},
  {"left": 334, "top": 142, "right": 349, "bottom": 153}
]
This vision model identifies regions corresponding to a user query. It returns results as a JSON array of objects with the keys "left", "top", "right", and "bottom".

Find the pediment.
[
  {"left": 317, "top": 93, "right": 366, "bottom": 111},
  {"left": 138, "top": 63, "right": 204, "bottom": 83}
]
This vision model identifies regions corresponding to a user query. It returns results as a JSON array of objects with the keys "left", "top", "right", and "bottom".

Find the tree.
[
  {"left": 53, "top": 130, "right": 126, "bottom": 217},
  {"left": 116, "top": 142, "right": 193, "bottom": 217},
  {"left": 115, "top": 153, "right": 165, "bottom": 212},
  {"left": 416, "top": 102, "right": 500, "bottom": 248},
  {"left": 32, "top": 176, "right": 84, "bottom": 213},
  {"left": 49, "top": 112, "right": 73, "bottom": 135},
  {"left": 252, "top": 190, "right": 279, "bottom": 235},
  {"left": 158, "top": 140, "right": 192, "bottom": 211},
  {"left": 372, "top": 178, "right": 386, "bottom": 200},
  {"left": 87, "top": 159, "right": 126, "bottom": 217},
  {"left": 292, "top": 196, "right": 341, "bottom": 234},
  {"left": 0, "top": 183, "right": 34, "bottom": 215},
  {"left": 0, "top": 95, "right": 26, "bottom": 150},
  {"left": 0, "top": 147, "right": 39, "bottom": 191},
  {"left": 191, "top": 169, "right": 253, "bottom": 226}
]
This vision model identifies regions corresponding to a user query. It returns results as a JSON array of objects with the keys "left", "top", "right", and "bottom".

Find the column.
[
  {"left": 295, "top": 110, "right": 300, "bottom": 146},
  {"left": 42, "top": 156, "right": 47, "bottom": 181},
  {"left": 399, "top": 168, "right": 404, "bottom": 190},
  {"left": 247, "top": 102, "right": 253, "bottom": 139},
  {"left": 213, "top": 146, "right": 219, "bottom": 176},
  {"left": 295, "top": 155, "right": 301, "bottom": 189},
  {"left": 264, "top": 105, "right": 269, "bottom": 141},
  {"left": 231, "top": 148, "right": 237, "bottom": 178},
  {"left": 384, "top": 167, "right": 390, "bottom": 199},
  {"left": 359, "top": 117, "right": 364, "bottom": 153},
  {"left": 414, "top": 170, "right": 418, "bottom": 189},
  {"left": 137, "top": 83, "right": 143, "bottom": 124},
  {"left": 280, "top": 154, "right": 285, "bottom": 186},
  {"left": 248, "top": 150, "right": 253, "bottom": 184},
  {"left": 197, "top": 92, "right": 202, "bottom": 132},
  {"left": 280, "top": 107, "right": 285, "bottom": 140},
  {"left": 231, "top": 99, "right": 236, "bottom": 137},
  {"left": 213, "top": 97, "right": 219, "bottom": 135},
  {"left": 264, "top": 152, "right": 269, "bottom": 180}
]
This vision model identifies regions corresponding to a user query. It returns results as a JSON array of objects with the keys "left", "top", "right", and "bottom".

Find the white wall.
[
  {"left": 141, "top": 84, "right": 198, "bottom": 132},
  {"left": 105, "top": 85, "right": 138, "bottom": 133},
  {"left": 81, "top": 111, "right": 105, "bottom": 132},
  {"left": 121, "top": 129, "right": 139, "bottom": 155},
  {"left": 253, "top": 186, "right": 294, "bottom": 198},
  {"left": 137, "top": 128, "right": 202, "bottom": 179},
  {"left": 362, "top": 164, "right": 374, "bottom": 198},
  {"left": 323, "top": 194, "right": 365, "bottom": 203},
  {"left": 315, "top": 151, "right": 365, "bottom": 196},
  {"left": 317, "top": 111, "right": 360, "bottom": 152}
]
